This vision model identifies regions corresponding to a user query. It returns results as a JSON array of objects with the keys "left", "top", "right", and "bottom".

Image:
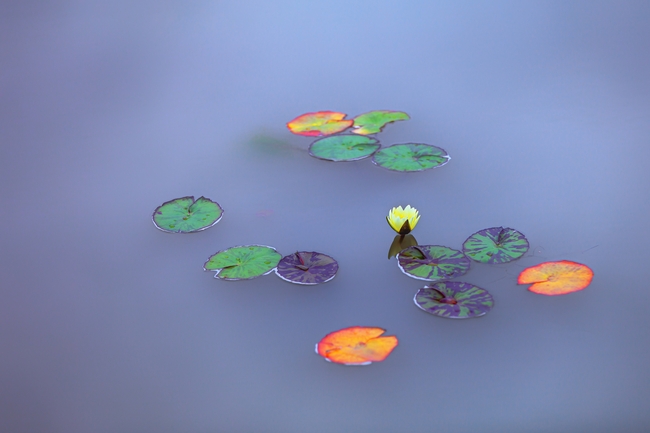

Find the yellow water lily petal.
[{"left": 386, "top": 205, "right": 420, "bottom": 234}]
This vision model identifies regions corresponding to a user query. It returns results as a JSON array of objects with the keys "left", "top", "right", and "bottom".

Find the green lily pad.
[
  {"left": 463, "top": 227, "right": 529, "bottom": 264},
  {"left": 372, "top": 143, "right": 450, "bottom": 172},
  {"left": 309, "top": 135, "right": 380, "bottom": 162},
  {"left": 152, "top": 196, "right": 223, "bottom": 233},
  {"left": 397, "top": 245, "right": 470, "bottom": 281},
  {"left": 352, "top": 110, "right": 410, "bottom": 135},
  {"left": 204, "top": 245, "right": 282, "bottom": 280}
]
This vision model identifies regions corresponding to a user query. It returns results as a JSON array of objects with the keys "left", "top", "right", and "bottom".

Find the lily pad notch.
[{"left": 153, "top": 196, "right": 224, "bottom": 233}]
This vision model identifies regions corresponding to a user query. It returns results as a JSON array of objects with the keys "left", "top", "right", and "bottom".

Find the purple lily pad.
[
  {"left": 274, "top": 251, "right": 339, "bottom": 285},
  {"left": 414, "top": 281, "right": 494, "bottom": 319},
  {"left": 397, "top": 245, "right": 470, "bottom": 281}
]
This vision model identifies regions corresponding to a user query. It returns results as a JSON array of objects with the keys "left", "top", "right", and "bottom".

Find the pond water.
[{"left": 2, "top": 2, "right": 650, "bottom": 432}]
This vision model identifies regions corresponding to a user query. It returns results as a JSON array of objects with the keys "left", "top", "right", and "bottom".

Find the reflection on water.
[{"left": 387, "top": 233, "right": 418, "bottom": 259}]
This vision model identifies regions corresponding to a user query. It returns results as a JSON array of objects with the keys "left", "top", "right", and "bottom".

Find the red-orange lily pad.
[
  {"left": 517, "top": 260, "right": 594, "bottom": 295},
  {"left": 316, "top": 326, "right": 398, "bottom": 366},
  {"left": 287, "top": 111, "right": 353, "bottom": 137}
]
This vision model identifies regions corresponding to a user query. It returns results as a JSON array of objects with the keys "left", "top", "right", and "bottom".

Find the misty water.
[{"left": 2, "top": 2, "right": 650, "bottom": 432}]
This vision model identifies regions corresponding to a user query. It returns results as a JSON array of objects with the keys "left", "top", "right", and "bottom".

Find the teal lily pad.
[
  {"left": 309, "top": 135, "right": 380, "bottom": 162},
  {"left": 372, "top": 143, "right": 450, "bottom": 172},
  {"left": 204, "top": 245, "right": 282, "bottom": 280},
  {"left": 462, "top": 227, "right": 529, "bottom": 264},
  {"left": 397, "top": 245, "right": 470, "bottom": 281},
  {"left": 352, "top": 110, "right": 410, "bottom": 135},
  {"left": 152, "top": 196, "right": 223, "bottom": 233}
]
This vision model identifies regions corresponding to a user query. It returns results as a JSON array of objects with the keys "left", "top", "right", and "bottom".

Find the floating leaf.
[
  {"left": 316, "top": 326, "right": 398, "bottom": 365},
  {"left": 462, "top": 227, "right": 529, "bottom": 264},
  {"left": 152, "top": 196, "right": 223, "bottom": 233},
  {"left": 388, "top": 234, "right": 418, "bottom": 259},
  {"left": 204, "top": 245, "right": 281, "bottom": 280},
  {"left": 275, "top": 251, "right": 339, "bottom": 285},
  {"left": 518, "top": 260, "right": 594, "bottom": 295},
  {"left": 372, "top": 143, "right": 450, "bottom": 172},
  {"left": 308, "top": 135, "right": 380, "bottom": 162},
  {"left": 352, "top": 110, "right": 410, "bottom": 135},
  {"left": 287, "top": 111, "right": 353, "bottom": 137},
  {"left": 414, "top": 281, "right": 494, "bottom": 319},
  {"left": 397, "top": 245, "right": 470, "bottom": 281}
]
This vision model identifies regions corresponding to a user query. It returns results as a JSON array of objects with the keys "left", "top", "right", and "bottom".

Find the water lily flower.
[{"left": 387, "top": 205, "right": 420, "bottom": 235}]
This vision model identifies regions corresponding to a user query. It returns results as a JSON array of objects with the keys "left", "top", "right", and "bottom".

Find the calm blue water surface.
[{"left": 2, "top": 2, "right": 650, "bottom": 432}]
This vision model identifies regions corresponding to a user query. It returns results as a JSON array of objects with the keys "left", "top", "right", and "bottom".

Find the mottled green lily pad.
[
  {"left": 463, "top": 227, "right": 529, "bottom": 264},
  {"left": 352, "top": 110, "right": 410, "bottom": 135},
  {"left": 372, "top": 143, "right": 450, "bottom": 172},
  {"left": 414, "top": 281, "right": 494, "bottom": 319},
  {"left": 397, "top": 245, "right": 470, "bottom": 281},
  {"left": 309, "top": 135, "right": 380, "bottom": 162},
  {"left": 152, "top": 196, "right": 223, "bottom": 233},
  {"left": 204, "top": 245, "right": 282, "bottom": 280}
]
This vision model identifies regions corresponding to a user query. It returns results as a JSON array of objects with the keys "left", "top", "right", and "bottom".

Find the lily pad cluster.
[
  {"left": 152, "top": 197, "right": 337, "bottom": 286},
  {"left": 391, "top": 226, "right": 530, "bottom": 319},
  {"left": 286, "top": 110, "right": 450, "bottom": 172},
  {"left": 204, "top": 246, "right": 339, "bottom": 285}
]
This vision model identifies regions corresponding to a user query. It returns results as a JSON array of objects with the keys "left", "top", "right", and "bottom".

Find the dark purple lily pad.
[
  {"left": 397, "top": 245, "right": 470, "bottom": 281},
  {"left": 274, "top": 251, "right": 339, "bottom": 285},
  {"left": 462, "top": 227, "right": 529, "bottom": 264},
  {"left": 414, "top": 281, "right": 494, "bottom": 319}
]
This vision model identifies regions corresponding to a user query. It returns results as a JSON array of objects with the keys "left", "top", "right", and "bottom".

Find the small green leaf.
[
  {"left": 309, "top": 135, "right": 380, "bottom": 162},
  {"left": 352, "top": 110, "right": 410, "bottom": 135},
  {"left": 152, "top": 196, "right": 223, "bottom": 233},
  {"left": 372, "top": 143, "right": 450, "bottom": 172},
  {"left": 204, "top": 245, "right": 282, "bottom": 280}
]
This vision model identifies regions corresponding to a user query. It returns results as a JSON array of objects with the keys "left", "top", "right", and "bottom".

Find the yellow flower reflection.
[{"left": 386, "top": 205, "right": 420, "bottom": 235}]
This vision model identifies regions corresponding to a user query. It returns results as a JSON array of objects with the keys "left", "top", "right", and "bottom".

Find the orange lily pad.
[
  {"left": 316, "top": 326, "right": 398, "bottom": 365},
  {"left": 286, "top": 111, "right": 353, "bottom": 137},
  {"left": 517, "top": 260, "right": 594, "bottom": 295}
]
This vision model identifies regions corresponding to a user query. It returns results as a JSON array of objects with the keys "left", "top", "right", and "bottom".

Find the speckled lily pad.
[
  {"left": 397, "top": 245, "right": 470, "bottom": 281},
  {"left": 204, "top": 245, "right": 281, "bottom": 280},
  {"left": 463, "top": 227, "right": 529, "bottom": 264},
  {"left": 309, "top": 135, "right": 380, "bottom": 162},
  {"left": 414, "top": 281, "right": 494, "bottom": 319},
  {"left": 372, "top": 143, "right": 450, "bottom": 172},
  {"left": 152, "top": 196, "right": 223, "bottom": 233},
  {"left": 275, "top": 251, "right": 339, "bottom": 285}
]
